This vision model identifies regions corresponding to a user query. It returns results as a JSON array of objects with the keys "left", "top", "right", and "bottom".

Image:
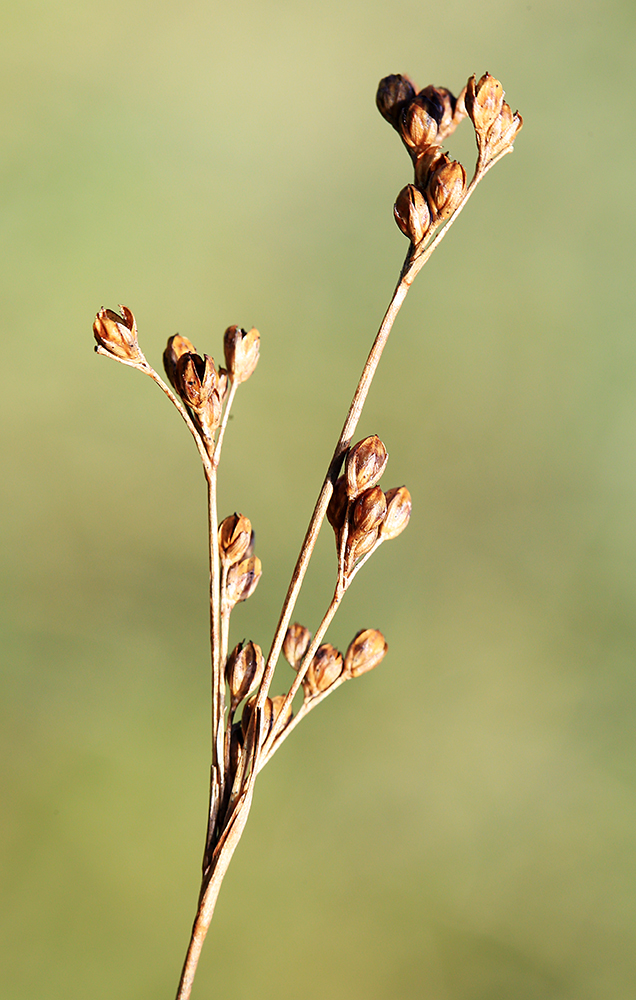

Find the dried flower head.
[
  {"left": 344, "top": 629, "right": 388, "bottom": 678},
  {"left": 394, "top": 185, "right": 431, "bottom": 245},
  {"left": 223, "top": 325, "right": 260, "bottom": 384},
  {"left": 93, "top": 305, "right": 146, "bottom": 366},
  {"left": 375, "top": 74, "right": 416, "bottom": 128},
  {"left": 465, "top": 73, "right": 523, "bottom": 165},
  {"left": 427, "top": 158, "right": 466, "bottom": 222},
  {"left": 174, "top": 352, "right": 223, "bottom": 440}
]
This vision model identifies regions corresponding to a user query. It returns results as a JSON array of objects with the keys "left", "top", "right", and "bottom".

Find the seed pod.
[
  {"left": 351, "top": 486, "right": 387, "bottom": 536},
  {"left": 303, "top": 644, "right": 343, "bottom": 697},
  {"left": 225, "top": 555, "right": 262, "bottom": 608},
  {"left": 465, "top": 73, "right": 504, "bottom": 137},
  {"left": 223, "top": 325, "right": 260, "bottom": 384},
  {"left": 270, "top": 694, "right": 293, "bottom": 730},
  {"left": 419, "top": 85, "right": 459, "bottom": 142},
  {"left": 345, "top": 436, "right": 388, "bottom": 499},
  {"left": 229, "top": 721, "right": 244, "bottom": 778},
  {"left": 226, "top": 640, "right": 264, "bottom": 709},
  {"left": 394, "top": 185, "right": 431, "bottom": 245},
  {"left": 375, "top": 74, "right": 416, "bottom": 129},
  {"left": 93, "top": 305, "right": 146, "bottom": 365},
  {"left": 484, "top": 101, "right": 523, "bottom": 160},
  {"left": 413, "top": 146, "right": 445, "bottom": 192},
  {"left": 381, "top": 486, "right": 412, "bottom": 540},
  {"left": 427, "top": 159, "right": 466, "bottom": 222},
  {"left": 399, "top": 96, "right": 439, "bottom": 153},
  {"left": 163, "top": 334, "right": 197, "bottom": 391},
  {"left": 219, "top": 513, "right": 252, "bottom": 566},
  {"left": 283, "top": 623, "right": 312, "bottom": 670},
  {"left": 327, "top": 475, "right": 349, "bottom": 536},
  {"left": 174, "top": 352, "right": 223, "bottom": 438},
  {"left": 241, "top": 695, "right": 274, "bottom": 745},
  {"left": 344, "top": 629, "right": 388, "bottom": 678}
]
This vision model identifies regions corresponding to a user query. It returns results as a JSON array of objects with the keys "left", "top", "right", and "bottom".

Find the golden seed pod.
[
  {"left": 223, "top": 325, "right": 260, "bottom": 384},
  {"left": 344, "top": 629, "right": 388, "bottom": 678},
  {"left": 219, "top": 513, "right": 253, "bottom": 566},
  {"left": 381, "top": 486, "right": 412, "bottom": 540},
  {"left": 225, "top": 555, "right": 262, "bottom": 608},
  {"left": 303, "top": 643, "right": 344, "bottom": 697},
  {"left": 174, "top": 351, "right": 223, "bottom": 439},
  {"left": 399, "top": 97, "right": 439, "bottom": 153},
  {"left": 376, "top": 74, "right": 416, "bottom": 128},
  {"left": 226, "top": 640, "right": 264, "bottom": 709},
  {"left": 283, "top": 622, "right": 312, "bottom": 670},
  {"left": 93, "top": 305, "right": 146, "bottom": 365},
  {"left": 394, "top": 185, "right": 431, "bottom": 245},
  {"left": 465, "top": 73, "right": 504, "bottom": 136},
  {"left": 427, "top": 159, "right": 466, "bottom": 222},
  {"left": 163, "top": 334, "right": 197, "bottom": 391},
  {"left": 345, "top": 435, "right": 388, "bottom": 499}
]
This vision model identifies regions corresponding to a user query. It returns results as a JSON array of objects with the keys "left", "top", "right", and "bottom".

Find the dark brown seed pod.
[
  {"left": 303, "top": 644, "right": 344, "bottom": 697},
  {"left": 351, "top": 485, "right": 387, "bottom": 536},
  {"left": 394, "top": 185, "right": 431, "bottom": 245},
  {"left": 174, "top": 352, "right": 223, "bottom": 439},
  {"left": 163, "top": 334, "right": 197, "bottom": 391},
  {"left": 219, "top": 513, "right": 252, "bottom": 566},
  {"left": 93, "top": 305, "right": 146, "bottom": 365},
  {"left": 375, "top": 74, "right": 416, "bottom": 129},
  {"left": 226, "top": 640, "right": 264, "bottom": 709},
  {"left": 381, "top": 486, "right": 412, "bottom": 540},
  {"left": 418, "top": 85, "right": 458, "bottom": 141},
  {"left": 327, "top": 475, "right": 349, "bottom": 534},
  {"left": 344, "top": 629, "right": 388, "bottom": 678},
  {"left": 223, "top": 325, "right": 260, "bottom": 384},
  {"left": 283, "top": 623, "right": 312, "bottom": 670},
  {"left": 345, "top": 436, "right": 388, "bottom": 499},
  {"left": 225, "top": 556, "right": 262, "bottom": 608}
]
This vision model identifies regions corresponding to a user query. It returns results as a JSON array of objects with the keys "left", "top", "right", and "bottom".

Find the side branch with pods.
[{"left": 92, "top": 71, "right": 522, "bottom": 1000}]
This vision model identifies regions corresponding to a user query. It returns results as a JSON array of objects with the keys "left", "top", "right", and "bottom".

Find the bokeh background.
[{"left": 2, "top": 0, "right": 635, "bottom": 997}]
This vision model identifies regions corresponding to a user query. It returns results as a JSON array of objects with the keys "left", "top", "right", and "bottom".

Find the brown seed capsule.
[
  {"left": 418, "top": 85, "right": 459, "bottom": 142},
  {"left": 375, "top": 74, "right": 416, "bottom": 129},
  {"left": 93, "top": 305, "right": 146, "bottom": 365},
  {"left": 303, "top": 644, "right": 343, "bottom": 696},
  {"left": 226, "top": 640, "right": 264, "bottom": 709},
  {"left": 270, "top": 694, "right": 293, "bottom": 730},
  {"left": 229, "top": 721, "right": 244, "bottom": 777},
  {"left": 345, "top": 436, "right": 388, "bottom": 499},
  {"left": 344, "top": 629, "right": 388, "bottom": 678},
  {"left": 174, "top": 352, "right": 223, "bottom": 439},
  {"left": 413, "top": 146, "right": 446, "bottom": 191},
  {"left": 381, "top": 486, "right": 412, "bottom": 540},
  {"left": 163, "top": 334, "right": 197, "bottom": 391},
  {"left": 427, "top": 159, "right": 466, "bottom": 222},
  {"left": 484, "top": 101, "right": 523, "bottom": 160},
  {"left": 399, "top": 97, "right": 439, "bottom": 153},
  {"left": 223, "top": 325, "right": 260, "bottom": 384},
  {"left": 283, "top": 623, "right": 312, "bottom": 670},
  {"left": 241, "top": 695, "right": 274, "bottom": 744},
  {"left": 225, "top": 555, "right": 262, "bottom": 607},
  {"left": 327, "top": 475, "right": 349, "bottom": 535},
  {"left": 394, "top": 185, "right": 431, "bottom": 245},
  {"left": 465, "top": 73, "right": 504, "bottom": 137},
  {"left": 351, "top": 486, "right": 387, "bottom": 536},
  {"left": 219, "top": 513, "right": 252, "bottom": 566}
]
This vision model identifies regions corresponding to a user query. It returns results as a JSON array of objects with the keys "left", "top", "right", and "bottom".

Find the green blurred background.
[{"left": 2, "top": 0, "right": 635, "bottom": 997}]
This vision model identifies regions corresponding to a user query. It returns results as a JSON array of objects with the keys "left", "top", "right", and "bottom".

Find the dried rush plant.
[{"left": 93, "top": 73, "right": 522, "bottom": 999}]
